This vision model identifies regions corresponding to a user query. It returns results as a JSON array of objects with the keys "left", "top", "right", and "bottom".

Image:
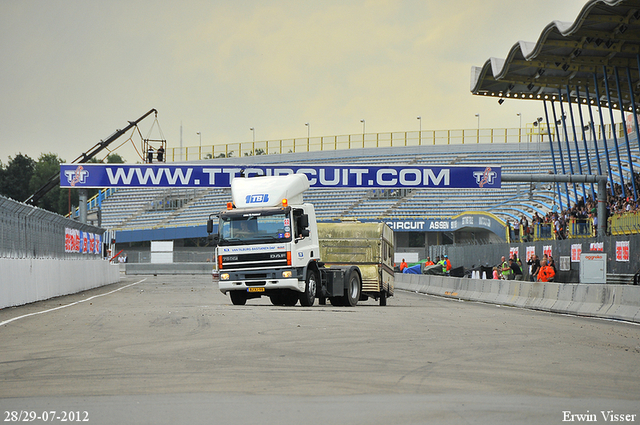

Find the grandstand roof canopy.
[{"left": 471, "top": 0, "right": 640, "bottom": 112}]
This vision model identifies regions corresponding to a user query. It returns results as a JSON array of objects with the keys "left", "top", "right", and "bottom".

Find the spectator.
[
  {"left": 424, "top": 257, "right": 434, "bottom": 266},
  {"left": 537, "top": 259, "right": 555, "bottom": 282},
  {"left": 400, "top": 258, "right": 408, "bottom": 271},
  {"left": 492, "top": 266, "right": 500, "bottom": 280},
  {"left": 527, "top": 254, "right": 541, "bottom": 282},
  {"left": 438, "top": 256, "right": 447, "bottom": 275},
  {"left": 548, "top": 255, "right": 556, "bottom": 273},
  {"left": 444, "top": 254, "right": 452, "bottom": 275},
  {"left": 157, "top": 145, "right": 165, "bottom": 162},
  {"left": 147, "top": 146, "right": 154, "bottom": 163},
  {"left": 499, "top": 255, "right": 513, "bottom": 280},
  {"left": 509, "top": 256, "right": 523, "bottom": 280}
]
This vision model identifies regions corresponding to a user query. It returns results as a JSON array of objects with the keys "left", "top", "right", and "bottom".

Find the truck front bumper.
[{"left": 217, "top": 268, "right": 305, "bottom": 294}]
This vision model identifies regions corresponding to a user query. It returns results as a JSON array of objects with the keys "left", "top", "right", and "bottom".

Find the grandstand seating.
[{"left": 95, "top": 137, "right": 638, "bottom": 231}]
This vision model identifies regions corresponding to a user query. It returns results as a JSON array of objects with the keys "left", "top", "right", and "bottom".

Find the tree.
[
  {"left": 106, "top": 153, "right": 125, "bottom": 163},
  {"left": 29, "top": 153, "right": 65, "bottom": 213},
  {"left": 0, "top": 159, "right": 5, "bottom": 195},
  {"left": 0, "top": 150, "right": 127, "bottom": 215},
  {"left": 1, "top": 153, "right": 35, "bottom": 202}
]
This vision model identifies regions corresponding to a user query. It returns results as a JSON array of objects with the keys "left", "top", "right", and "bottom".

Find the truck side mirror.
[
  {"left": 206, "top": 219, "right": 214, "bottom": 234},
  {"left": 300, "top": 214, "right": 309, "bottom": 229}
]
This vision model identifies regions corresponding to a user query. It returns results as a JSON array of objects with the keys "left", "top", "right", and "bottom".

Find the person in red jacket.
[{"left": 537, "top": 259, "right": 556, "bottom": 282}]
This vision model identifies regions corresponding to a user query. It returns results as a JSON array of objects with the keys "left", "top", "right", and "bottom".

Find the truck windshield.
[{"left": 219, "top": 212, "right": 292, "bottom": 245}]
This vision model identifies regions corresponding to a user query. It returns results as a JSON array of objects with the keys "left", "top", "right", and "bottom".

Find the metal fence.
[
  {"left": 0, "top": 195, "right": 105, "bottom": 259},
  {"left": 167, "top": 122, "right": 625, "bottom": 161}
]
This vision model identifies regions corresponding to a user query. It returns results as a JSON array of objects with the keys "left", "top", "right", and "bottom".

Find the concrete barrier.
[
  {"left": 395, "top": 273, "right": 640, "bottom": 323},
  {"left": 124, "top": 262, "right": 215, "bottom": 275},
  {"left": 550, "top": 284, "right": 575, "bottom": 315},
  {"left": 606, "top": 285, "right": 640, "bottom": 322},
  {"left": 511, "top": 281, "right": 531, "bottom": 308},
  {"left": 0, "top": 258, "right": 120, "bottom": 309}
]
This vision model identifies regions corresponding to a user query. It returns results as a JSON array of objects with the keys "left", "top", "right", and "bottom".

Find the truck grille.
[{"left": 221, "top": 252, "right": 288, "bottom": 269}]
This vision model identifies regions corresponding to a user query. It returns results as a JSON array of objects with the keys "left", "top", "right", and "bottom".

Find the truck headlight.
[
  {"left": 220, "top": 273, "right": 230, "bottom": 280},
  {"left": 282, "top": 271, "right": 292, "bottom": 278}
]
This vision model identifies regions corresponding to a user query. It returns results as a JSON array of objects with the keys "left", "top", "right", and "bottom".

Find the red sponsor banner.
[
  {"left": 65, "top": 228, "right": 73, "bottom": 252},
  {"left": 543, "top": 245, "right": 552, "bottom": 258},
  {"left": 616, "top": 241, "right": 630, "bottom": 262},
  {"left": 64, "top": 228, "right": 100, "bottom": 255},
  {"left": 590, "top": 242, "right": 604, "bottom": 251},
  {"left": 571, "top": 244, "right": 582, "bottom": 262},
  {"left": 526, "top": 246, "right": 535, "bottom": 261},
  {"left": 510, "top": 247, "right": 519, "bottom": 259}
]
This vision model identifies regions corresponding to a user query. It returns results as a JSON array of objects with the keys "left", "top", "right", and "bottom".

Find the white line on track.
[{"left": 0, "top": 278, "right": 147, "bottom": 327}]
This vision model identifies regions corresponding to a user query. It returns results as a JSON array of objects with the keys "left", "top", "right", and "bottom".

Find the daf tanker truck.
[{"left": 206, "top": 173, "right": 393, "bottom": 307}]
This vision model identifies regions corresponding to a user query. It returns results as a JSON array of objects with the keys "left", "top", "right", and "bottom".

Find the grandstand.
[
  {"left": 89, "top": 132, "right": 638, "bottom": 254},
  {"left": 96, "top": 143, "right": 552, "bottom": 231},
  {"left": 96, "top": 128, "right": 639, "bottom": 231}
]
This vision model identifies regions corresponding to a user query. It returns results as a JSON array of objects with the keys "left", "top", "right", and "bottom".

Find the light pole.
[
  {"left": 360, "top": 119, "right": 365, "bottom": 135},
  {"left": 249, "top": 127, "right": 255, "bottom": 142},
  {"left": 475, "top": 113, "right": 480, "bottom": 143},
  {"left": 517, "top": 113, "right": 522, "bottom": 143},
  {"left": 417, "top": 116, "right": 421, "bottom": 144},
  {"left": 305, "top": 122, "right": 310, "bottom": 138},
  {"left": 196, "top": 132, "right": 201, "bottom": 159},
  {"left": 534, "top": 117, "right": 543, "bottom": 171}
]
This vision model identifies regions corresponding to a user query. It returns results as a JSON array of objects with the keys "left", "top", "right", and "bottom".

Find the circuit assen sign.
[
  {"left": 383, "top": 213, "right": 504, "bottom": 234},
  {"left": 60, "top": 164, "right": 501, "bottom": 189}
]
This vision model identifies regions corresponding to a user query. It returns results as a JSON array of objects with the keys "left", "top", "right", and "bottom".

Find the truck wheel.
[
  {"left": 270, "top": 293, "right": 284, "bottom": 306},
  {"left": 344, "top": 270, "right": 361, "bottom": 307},
  {"left": 230, "top": 291, "right": 247, "bottom": 306},
  {"left": 282, "top": 290, "right": 299, "bottom": 306},
  {"left": 299, "top": 269, "right": 317, "bottom": 307},
  {"left": 379, "top": 290, "right": 387, "bottom": 306},
  {"left": 329, "top": 297, "right": 344, "bottom": 306}
]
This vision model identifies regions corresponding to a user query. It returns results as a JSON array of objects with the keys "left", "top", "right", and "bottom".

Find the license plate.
[{"left": 247, "top": 287, "right": 265, "bottom": 293}]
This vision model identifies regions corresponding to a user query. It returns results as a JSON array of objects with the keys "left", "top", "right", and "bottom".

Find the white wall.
[{"left": 0, "top": 258, "right": 120, "bottom": 309}]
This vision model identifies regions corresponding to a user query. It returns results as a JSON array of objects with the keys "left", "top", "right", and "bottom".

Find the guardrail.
[
  {"left": 609, "top": 211, "right": 640, "bottom": 235},
  {"left": 167, "top": 123, "right": 625, "bottom": 161},
  {"left": 507, "top": 219, "right": 595, "bottom": 242},
  {"left": 68, "top": 188, "right": 117, "bottom": 219}
]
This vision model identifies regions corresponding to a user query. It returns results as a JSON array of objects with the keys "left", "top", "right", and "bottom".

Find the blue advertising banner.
[{"left": 60, "top": 164, "right": 501, "bottom": 189}]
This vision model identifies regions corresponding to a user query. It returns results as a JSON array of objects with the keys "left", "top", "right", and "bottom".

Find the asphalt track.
[{"left": 0, "top": 275, "right": 639, "bottom": 425}]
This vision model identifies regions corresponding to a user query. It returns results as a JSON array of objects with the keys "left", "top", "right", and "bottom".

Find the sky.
[{"left": 0, "top": 0, "right": 590, "bottom": 164}]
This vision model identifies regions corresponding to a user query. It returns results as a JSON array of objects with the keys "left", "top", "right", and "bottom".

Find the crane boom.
[{"left": 25, "top": 109, "right": 158, "bottom": 206}]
